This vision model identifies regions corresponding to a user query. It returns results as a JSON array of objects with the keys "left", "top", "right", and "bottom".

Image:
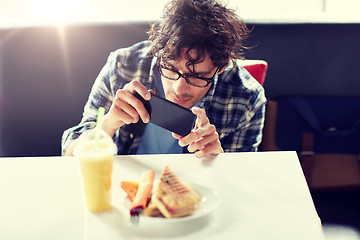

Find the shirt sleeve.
[
  {"left": 221, "top": 92, "right": 266, "bottom": 152},
  {"left": 219, "top": 67, "right": 267, "bottom": 152}
]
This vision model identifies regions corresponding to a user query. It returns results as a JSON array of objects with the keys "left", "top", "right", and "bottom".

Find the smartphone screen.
[{"left": 134, "top": 92, "right": 196, "bottom": 136}]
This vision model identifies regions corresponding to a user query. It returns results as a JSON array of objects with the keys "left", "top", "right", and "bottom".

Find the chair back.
[{"left": 238, "top": 59, "right": 268, "bottom": 85}]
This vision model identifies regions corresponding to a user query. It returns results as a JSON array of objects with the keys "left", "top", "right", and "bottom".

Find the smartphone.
[{"left": 134, "top": 92, "right": 196, "bottom": 136}]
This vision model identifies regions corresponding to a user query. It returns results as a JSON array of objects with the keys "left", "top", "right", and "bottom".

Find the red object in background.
[{"left": 240, "top": 60, "right": 268, "bottom": 86}]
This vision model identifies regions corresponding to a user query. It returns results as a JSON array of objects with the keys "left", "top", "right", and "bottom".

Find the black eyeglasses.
[{"left": 158, "top": 65, "right": 219, "bottom": 88}]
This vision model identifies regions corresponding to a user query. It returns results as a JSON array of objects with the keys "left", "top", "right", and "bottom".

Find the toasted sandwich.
[{"left": 144, "top": 165, "right": 201, "bottom": 218}]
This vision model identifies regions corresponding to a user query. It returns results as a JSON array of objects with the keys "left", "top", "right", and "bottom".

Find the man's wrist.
[{"left": 102, "top": 114, "right": 120, "bottom": 137}]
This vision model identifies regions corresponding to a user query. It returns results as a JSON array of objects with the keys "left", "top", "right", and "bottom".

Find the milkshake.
[{"left": 74, "top": 129, "right": 117, "bottom": 211}]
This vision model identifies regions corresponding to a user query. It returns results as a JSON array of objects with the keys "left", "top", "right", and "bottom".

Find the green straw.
[{"left": 94, "top": 107, "right": 105, "bottom": 150}]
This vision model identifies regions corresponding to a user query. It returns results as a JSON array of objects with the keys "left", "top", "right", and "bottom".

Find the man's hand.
[
  {"left": 172, "top": 107, "right": 224, "bottom": 158},
  {"left": 103, "top": 80, "right": 151, "bottom": 137}
]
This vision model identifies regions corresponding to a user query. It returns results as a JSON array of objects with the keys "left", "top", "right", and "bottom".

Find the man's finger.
[{"left": 192, "top": 107, "right": 209, "bottom": 127}]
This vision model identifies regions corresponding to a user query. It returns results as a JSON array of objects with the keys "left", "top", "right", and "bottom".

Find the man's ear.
[
  {"left": 217, "top": 65, "right": 228, "bottom": 75},
  {"left": 218, "top": 67, "right": 226, "bottom": 75},
  {"left": 217, "top": 61, "right": 230, "bottom": 74}
]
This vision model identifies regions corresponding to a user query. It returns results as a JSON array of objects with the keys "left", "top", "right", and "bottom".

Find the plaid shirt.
[{"left": 61, "top": 41, "right": 266, "bottom": 155}]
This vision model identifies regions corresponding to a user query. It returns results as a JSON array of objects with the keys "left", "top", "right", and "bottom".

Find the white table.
[{"left": 0, "top": 152, "right": 325, "bottom": 240}]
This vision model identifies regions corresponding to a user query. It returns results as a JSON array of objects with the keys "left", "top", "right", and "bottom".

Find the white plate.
[{"left": 124, "top": 183, "right": 220, "bottom": 223}]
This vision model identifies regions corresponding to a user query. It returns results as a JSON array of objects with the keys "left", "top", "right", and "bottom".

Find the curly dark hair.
[{"left": 148, "top": 0, "right": 250, "bottom": 70}]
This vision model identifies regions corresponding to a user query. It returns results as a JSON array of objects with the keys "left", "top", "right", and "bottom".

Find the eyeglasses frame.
[{"left": 158, "top": 65, "right": 220, "bottom": 88}]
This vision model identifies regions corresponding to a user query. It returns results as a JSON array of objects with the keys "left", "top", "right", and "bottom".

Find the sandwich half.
[{"left": 144, "top": 165, "right": 201, "bottom": 218}]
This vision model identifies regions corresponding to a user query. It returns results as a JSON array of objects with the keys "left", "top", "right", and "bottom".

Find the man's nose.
[{"left": 173, "top": 76, "right": 190, "bottom": 94}]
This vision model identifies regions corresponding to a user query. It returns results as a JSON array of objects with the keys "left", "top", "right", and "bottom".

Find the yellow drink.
[{"left": 75, "top": 129, "right": 117, "bottom": 212}]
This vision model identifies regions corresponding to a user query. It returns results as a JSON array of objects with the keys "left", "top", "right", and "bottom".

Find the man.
[{"left": 62, "top": 0, "right": 266, "bottom": 158}]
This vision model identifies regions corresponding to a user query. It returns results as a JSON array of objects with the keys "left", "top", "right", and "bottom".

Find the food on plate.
[
  {"left": 143, "top": 165, "right": 201, "bottom": 218},
  {"left": 121, "top": 165, "right": 202, "bottom": 219},
  {"left": 120, "top": 181, "right": 139, "bottom": 201},
  {"left": 130, "top": 170, "right": 155, "bottom": 211}
]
